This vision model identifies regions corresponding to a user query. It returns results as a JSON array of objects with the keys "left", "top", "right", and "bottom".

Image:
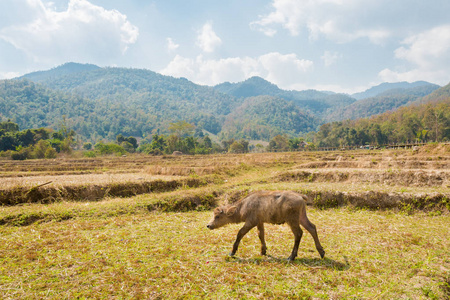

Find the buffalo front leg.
[
  {"left": 230, "top": 223, "right": 254, "bottom": 257},
  {"left": 257, "top": 223, "right": 267, "bottom": 255},
  {"left": 287, "top": 223, "right": 303, "bottom": 261}
]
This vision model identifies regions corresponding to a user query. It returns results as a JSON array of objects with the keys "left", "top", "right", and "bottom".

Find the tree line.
[
  {"left": 313, "top": 98, "right": 450, "bottom": 147},
  {"left": 0, "top": 118, "right": 313, "bottom": 160},
  {"left": 2, "top": 79, "right": 450, "bottom": 159},
  {"left": 0, "top": 120, "right": 74, "bottom": 159}
]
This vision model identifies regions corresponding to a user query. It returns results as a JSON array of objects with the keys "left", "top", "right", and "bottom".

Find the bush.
[
  {"left": 120, "top": 141, "right": 135, "bottom": 153},
  {"left": 11, "top": 150, "right": 28, "bottom": 160},
  {"left": 94, "top": 142, "right": 126, "bottom": 155},
  {"left": 32, "top": 140, "right": 49, "bottom": 158},
  {"left": 83, "top": 142, "right": 93, "bottom": 150},
  {"left": 49, "top": 139, "right": 62, "bottom": 152},
  {"left": 45, "top": 148, "right": 57, "bottom": 159},
  {"left": 194, "top": 146, "right": 211, "bottom": 155},
  {"left": 228, "top": 140, "right": 249, "bottom": 153},
  {"left": 138, "top": 143, "right": 164, "bottom": 155},
  {"left": 83, "top": 151, "right": 96, "bottom": 158}
]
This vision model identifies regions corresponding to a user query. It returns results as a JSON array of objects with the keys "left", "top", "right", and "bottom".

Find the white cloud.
[
  {"left": 379, "top": 25, "right": 450, "bottom": 85},
  {"left": 251, "top": 0, "right": 392, "bottom": 44},
  {"left": 166, "top": 38, "right": 179, "bottom": 52},
  {"left": 395, "top": 25, "right": 450, "bottom": 69},
  {"left": 0, "top": 0, "right": 138, "bottom": 65},
  {"left": 0, "top": 71, "right": 20, "bottom": 79},
  {"left": 196, "top": 22, "right": 222, "bottom": 53},
  {"left": 250, "top": 0, "right": 304, "bottom": 37},
  {"left": 258, "top": 52, "right": 313, "bottom": 86},
  {"left": 321, "top": 51, "right": 341, "bottom": 67},
  {"left": 160, "top": 52, "right": 313, "bottom": 88},
  {"left": 161, "top": 55, "right": 197, "bottom": 79}
]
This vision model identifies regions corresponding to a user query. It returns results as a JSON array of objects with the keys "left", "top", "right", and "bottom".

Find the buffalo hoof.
[{"left": 287, "top": 256, "right": 296, "bottom": 262}]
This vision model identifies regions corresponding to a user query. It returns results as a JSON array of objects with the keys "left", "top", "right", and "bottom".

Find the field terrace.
[{"left": 0, "top": 144, "right": 449, "bottom": 298}]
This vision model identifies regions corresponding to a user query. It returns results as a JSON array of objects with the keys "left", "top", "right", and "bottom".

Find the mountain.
[
  {"left": 214, "top": 76, "right": 356, "bottom": 117},
  {"left": 22, "top": 65, "right": 239, "bottom": 116},
  {"left": 19, "top": 64, "right": 244, "bottom": 135},
  {"left": 315, "top": 87, "right": 450, "bottom": 147},
  {"left": 14, "top": 64, "right": 335, "bottom": 141},
  {"left": 415, "top": 81, "right": 450, "bottom": 104},
  {"left": 6, "top": 64, "right": 318, "bottom": 141},
  {"left": 220, "top": 96, "right": 320, "bottom": 140},
  {"left": 20, "top": 62, "right": 100, "bottom": 83},
  {"left": 0, "top": 78, "right": 317, "bottom": 142},
  {"left": 214, "top": 76, "right": 282, "bottom": 98},
  {"left": 5, "top": 62, "right": 448, "bottom": 144},
  {"left": 0, "top": 79, "right": 159, "bottom": 140},
  {"left": 328, "top": 84, "right": 441, "bottom": 121},
  {"left": 351, "top": 81, "right": 437, "bottom": 100}
]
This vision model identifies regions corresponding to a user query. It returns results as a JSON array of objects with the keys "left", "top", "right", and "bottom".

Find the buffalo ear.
[{"left": 226, "top": 206, "right": 237, "bottom": 216}]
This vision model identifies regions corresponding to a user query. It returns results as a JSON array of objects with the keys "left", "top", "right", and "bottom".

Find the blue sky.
[{"left": 1, "top": 0, "right": 450, "bottom": 93}]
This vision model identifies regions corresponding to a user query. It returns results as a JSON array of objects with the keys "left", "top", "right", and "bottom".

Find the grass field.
[{"left": 1, "top": 145, "right": 449, "bottom": 299}]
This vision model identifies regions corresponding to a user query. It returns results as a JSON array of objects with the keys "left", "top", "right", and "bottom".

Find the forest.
[
  {"left": 0, "top": 77, "right": 317, "bottom": 142},
  {"left": 326, "top": 84, "right": 440, "bottom": 121},
  {"left": 314, "top": 98, "right": 450, "bottom": 147},
  {"left": 0, "top": 63, "right": 449, "bottom": 157}
]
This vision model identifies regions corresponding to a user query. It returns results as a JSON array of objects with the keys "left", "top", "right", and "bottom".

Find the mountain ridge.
[
  {"left": 214, "top": 76, "right": 356, "bottom": 117},
  {"left": 21, "top": 62, "right": 100, "bottom": 83},
  {"left": 328, "top": 84, "right": 441, "bottom": 121},
  {"left": 351, "top": 81, "right": 437, "bottom": 100},
  {"left": 4, "top": 62, "right": 447, "bottom": 143}
]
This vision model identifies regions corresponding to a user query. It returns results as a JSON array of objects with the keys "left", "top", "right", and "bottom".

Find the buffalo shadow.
[{"left": 226, "top": 254, "right": 350, "bottom": 271}]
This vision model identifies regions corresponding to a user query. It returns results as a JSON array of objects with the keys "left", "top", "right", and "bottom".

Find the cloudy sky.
[{"left": 1, "top": 0, "right": 450, "bottom": 93}]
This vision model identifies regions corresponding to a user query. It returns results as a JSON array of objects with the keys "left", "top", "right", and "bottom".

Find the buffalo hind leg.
[
  {"left": 257, "top": 223, "right": 267, "bottom": 255},
  {"left": 230, "top": 223, "right": 254, "bottom": 257},
  {"left": 300, "top": 216, "right": 325, "bottom": 258},
  {"left": 287, "top": 222, "right": 303, "bottom": 261}
]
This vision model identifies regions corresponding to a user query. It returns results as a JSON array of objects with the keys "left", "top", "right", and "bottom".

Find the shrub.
[
  {"left": 83, "top": 151, "right": 96, "bottom": 158},
  {"left": 83, "top": 142, "right": 93, "bottom": 150},
  {"left": 120, "top": 141, "right": 135, "bottom": 153},
  {"left": 32, "top": 140, "right": 50, "bottom": 158},
  {"left": 11, "top": 150, "right": 28, "bottom": 160},
  {"left": 45, "top": 148, "right": 57, "bottom": 159},
  {"left": 94, "top": 142, "right": 126, "bottom": 155}
]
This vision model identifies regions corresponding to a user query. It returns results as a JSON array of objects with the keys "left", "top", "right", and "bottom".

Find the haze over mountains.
[{"left": 0, "top": 62, "right": 447, "bottom": 142}]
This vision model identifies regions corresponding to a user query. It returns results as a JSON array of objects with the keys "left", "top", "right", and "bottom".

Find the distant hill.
[
  {"left": 314, "top": 86, "right": 450, "bottom": 147},
  {"left": 0, "top": 79, "right": 159, "bottom": 140},
  {"left": 351, "top": 81, "right": 437, "bottom": 100},
  {"left": 20, "top": 62, "right": 100, "bottom": 83},
  {"left": 19, "top": 64, "right": 242, "bottom": 135},
  {"left": 220, "top": 96, "right": 320, "bottom": 140},
  {"left": 5, "top": 62, "right": 447, "bottom": 144},
  {"left": 215, "top": 76, "right": 356, "bottom": 117},
  {"left": 414, "top": 81, "right": 450, "bottom": 104},
  {"left": 22, "top": 65, "right": 239, "bottom": 116},
  {"left": 214, "top": 76, "right": 282, "bottom": 98},
  {"left": 328, "top": 84, "right": 441, "bottom": 121}
]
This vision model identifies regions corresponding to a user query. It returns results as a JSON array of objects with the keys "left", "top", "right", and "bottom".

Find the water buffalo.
[{"left": 207, "top": 191, "right": 325, "bottom": 261}]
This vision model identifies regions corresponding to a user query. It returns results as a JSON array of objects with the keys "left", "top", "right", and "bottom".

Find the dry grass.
[
  {"left": 0, "top": 173, "right": 182, "bottom": 190},
  {"left": 1, "top": 146, "right": 449, "bottom": 298},
  {"left": 0, "top": 209, "right": 448, "bottom": 299}
]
